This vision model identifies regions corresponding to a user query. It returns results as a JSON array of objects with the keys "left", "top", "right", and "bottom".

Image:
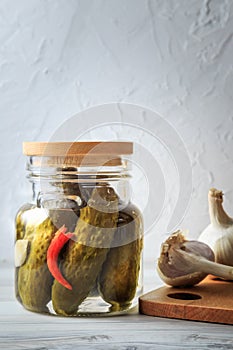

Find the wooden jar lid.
[
  {"left": 23, "top": 142, "right": 133, "bottom": 167},
  {"left": 23, "top": 142, "right": 133, "bottom": 156}
]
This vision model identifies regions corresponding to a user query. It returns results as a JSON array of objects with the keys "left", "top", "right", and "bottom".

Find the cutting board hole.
[{"left": 167, "top": 292, "right": 202, "bottom": 300}]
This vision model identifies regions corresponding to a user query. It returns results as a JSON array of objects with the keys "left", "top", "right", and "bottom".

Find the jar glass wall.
[{"left": 15, "top": 142, "right": 143, "bottom": 316}]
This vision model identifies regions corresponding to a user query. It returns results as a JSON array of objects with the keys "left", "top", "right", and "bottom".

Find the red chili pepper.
[{"left": 47, "top": 225, "right": 74, "bottom": 290}]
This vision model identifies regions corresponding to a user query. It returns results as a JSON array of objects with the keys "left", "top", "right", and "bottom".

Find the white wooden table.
[{"left": 1, "top": 262, "right": 233, "bottom": 350}]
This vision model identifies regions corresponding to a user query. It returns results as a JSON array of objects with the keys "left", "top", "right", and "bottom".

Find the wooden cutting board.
[{"left": 139, "top": 276, "right": 233, "bottom": 324}]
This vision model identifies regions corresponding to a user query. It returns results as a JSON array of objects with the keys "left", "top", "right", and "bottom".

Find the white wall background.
[{"left": 1, "top": 0, "right": 233, "bottom": 268}]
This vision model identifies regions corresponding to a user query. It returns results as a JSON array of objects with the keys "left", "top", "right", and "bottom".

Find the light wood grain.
[
  {"left": 23, "top": 142, "right": 133, "bottom": 156},
  {"left": 22, "top": 141, "right": 133, "bottom": 166},
  {"left": 1, "top": 263, "right": 233, "bottom": 350},
  {"left": 139, "top": 276, "right": 233, "bottom": 324}
]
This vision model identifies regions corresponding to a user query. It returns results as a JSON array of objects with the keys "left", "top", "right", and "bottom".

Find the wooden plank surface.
[
  {"left": 139, "top": 276, "right": 233, "bottom": 324},
  {"left": 1, "top": 263, "right": 233, "bottom": 350}
]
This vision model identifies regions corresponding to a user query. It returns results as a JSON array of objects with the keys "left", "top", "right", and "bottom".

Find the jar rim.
[{"left": 23, "top": 141, "right": 133, "bottom": 157}]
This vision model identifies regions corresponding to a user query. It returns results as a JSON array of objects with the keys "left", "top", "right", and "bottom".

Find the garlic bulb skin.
[
  {"left": 157, "top": 231, "right": 215, "bottom": 287},
  {"left": 198, "top": 188, "right": 233, "bottom": 266}
]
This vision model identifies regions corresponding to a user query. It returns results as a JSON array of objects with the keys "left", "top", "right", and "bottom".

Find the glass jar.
[{"left": 15, "top": 142, "right": 143, "bottom": 316}]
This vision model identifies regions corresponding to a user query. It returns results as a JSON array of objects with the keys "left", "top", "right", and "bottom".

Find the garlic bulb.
[
  {"left": 157, "top": 231, "right": 233, "bottom": 287},
  {"left": 198, "top": 188, "right": 233, "bottom": 266}
]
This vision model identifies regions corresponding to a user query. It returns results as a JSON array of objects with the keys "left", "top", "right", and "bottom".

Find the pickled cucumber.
[
  {"left": 17, "top": 213, "right": 57, "bottom": 313},
  {"left": 51, "top": 186, "right": 119, "bottom": 316},
  {"left": 98, "top": 204, "right": 143, "bottom": 310}
]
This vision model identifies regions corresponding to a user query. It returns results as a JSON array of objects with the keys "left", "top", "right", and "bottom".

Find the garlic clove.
[
  {"left": 158, "top": 230, "right": 233, "bottom": 287},
  {"left": 15, "top": 239, "right": 29, "bottom": 267},
  {"left": 157, "top": 230, "right": 215, "bottom": 287},
  {"left": 198, "top": 188, "right": 233, "bottom": 266},
  {"left": 157, "top": 268, "right": 207, "bottom": 288}
]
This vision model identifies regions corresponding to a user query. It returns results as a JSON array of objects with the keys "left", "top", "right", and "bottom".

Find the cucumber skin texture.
[
  {"left": 98, "top": 204, "right": 143, "bottom": 309},
  {"left": 51, "top": 187, "right": 119, "bottom": 316},
  {"left": 17, "top": 216, "right": 56, "bottom": 313}
]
